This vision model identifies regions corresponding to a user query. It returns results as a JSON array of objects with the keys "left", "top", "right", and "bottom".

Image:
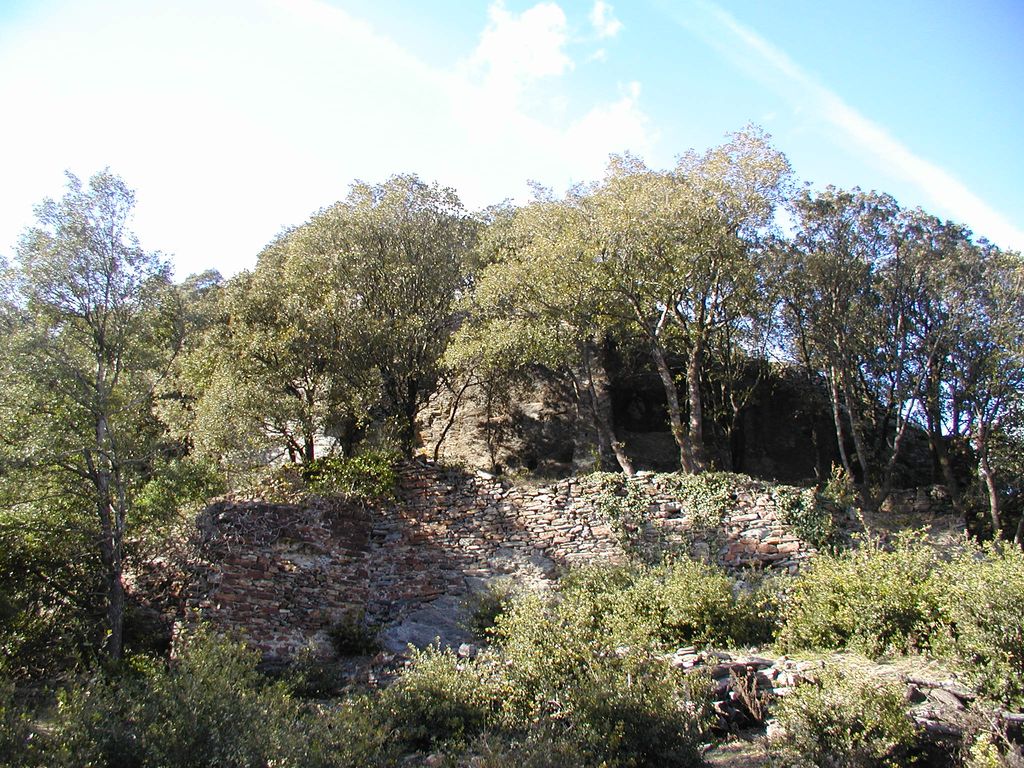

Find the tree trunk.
[
  {"left": 582, "top": 340, "right": 634, "bottom": 476},
  {"left": 686, "top": 337, "right": 707, "bottom": 472},
  {"left": 401, "top": 380, "right": 420, "bottom": 457},
  {"left": 924, "top": 360, "right": 964, "bottom": 516},
  {"left": 841, "top": 373, "right": 871, "bottom": 485},
  {"left": 106, "top": 549, "right": 125, "bottom": 659},
  {"left": 303, "top": 387, "right": 317, "bottom": 462},
  {"left": 433, "top": 373, "right": 475, "bottom": 462},
  {"left": 650, "top": 342, "right": 695, "bottom": 473},
  {"left": 976, "top": 425, "right": 1002, "bottom": 537},
  {"left": 86, "top": 439, "right": 125, "bottom": 660},
  {"left": 828, "top": 367, "right": 854, "bottom": 479}
]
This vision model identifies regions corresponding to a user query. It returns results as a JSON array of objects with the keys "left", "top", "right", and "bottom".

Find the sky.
[{"left": 0, "top": 0, "right": 1022, "bottom": 278}]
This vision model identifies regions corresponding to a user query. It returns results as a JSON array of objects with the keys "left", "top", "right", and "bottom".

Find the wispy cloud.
[
  {"left": 677, "top": 1, "right": 1024, "bottom": 250},
  {"left": 590, "top": 1, "right": 623, "bottom": 39}
]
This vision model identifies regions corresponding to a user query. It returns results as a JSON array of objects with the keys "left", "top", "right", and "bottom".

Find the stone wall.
[
  {"left": 181, "top": 498, "right": 372, "bottom": 659},
  {"left": 181, "top": 462, "right": 825, "bottom": 660}
]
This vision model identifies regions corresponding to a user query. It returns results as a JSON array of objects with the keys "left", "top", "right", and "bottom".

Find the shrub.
[
  {"left": 301, "top": 449, "right": 399, "bottom": 501},
  {"left": 377, "top": 645, "right": 495, "bottom": 750},
  {"left": 937, "top": 541, "right": 1024, "bottom": 708},
  {"left": 0, "top": 681, "right": 35, "bottom": 767},
  {"left": 327, "top": 609, "right": 380, "bottom": 656},
  {"left": 557, "top": 559, "right": 778, "bottom": 651},
  {"left": 561, "top": 656, "right": 708, "bottom": 768},
  {"left": 777, "top": 533, "right": 944, "bottom": 657},
  {"left": 48, "top": 630, "right": 316, "bottom": 767},
  {"left": 463, "top": 580, "right": 516, "bottom": 640},
  {"left": 134, "top": 456, "right": 226, "bottom": 527},
  {"left": 771, "top": 666, "right": 921, "bottom": 767},
  {"left": 473, "top": 588, "right": 711, "bottom": 766},
  {"left": 772, "top": 485, "right": 838, "bottom": 551}
]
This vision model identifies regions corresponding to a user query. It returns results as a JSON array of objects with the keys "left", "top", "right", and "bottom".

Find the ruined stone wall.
[
  {"left": 181, "top": 499, "right": 372, "bottom": 659},
  {"left": 182, "top": 462, "right": 824, "bottom": 659}
]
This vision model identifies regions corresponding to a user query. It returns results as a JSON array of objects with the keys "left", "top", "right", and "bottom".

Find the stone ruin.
[{"left": 173, "top": 461, "right": 835, "bottom": 660}]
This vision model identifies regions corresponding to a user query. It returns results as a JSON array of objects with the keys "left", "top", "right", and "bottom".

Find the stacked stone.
[
  {"left": 182, "top": 499, "right": 371, "bottom": 659},
  {"left": 182, "top": 461, "right": 823, "bottom": 660},
  {"left": 365, "top": 465, "right": 628, "bottom": 628},
  {"left": 670, "top": 649, "right": 1022, "bottom": 752}
]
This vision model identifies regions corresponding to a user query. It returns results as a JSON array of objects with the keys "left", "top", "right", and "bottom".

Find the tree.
[
  {"left": 448, "top": 196, "right": 635, "bottom": 474},
  {"left": 585, "top": 129, "right": 791, "bottom": 473},
  {"left": 313, "top": 175, "right": 477, "bottom": 453},
  {"left": 173, "top": 175, "right": 475, "bottom": 466},
  {"left": 949, "top": 244, "right": 1024, "bottom": 536},
  {"left": 782, "top": 187, "right": 936, "bottom": 508},
  {"left": 0, "top": 170, "right": 177, "bottom": 659}
]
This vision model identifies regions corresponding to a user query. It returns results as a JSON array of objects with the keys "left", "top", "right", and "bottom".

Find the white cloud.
[
  {"left": 565, "top": 81, "right": 653, "bottom": 178},
  {"left": 467, "top": 1, "right": 573, "bottom": 101},
  {"left": 679, "top": 1, "right": 1024, "bottom": 251},
  {"left": 590, "top": 1, "right": 623, "bottom": 39},
  {"left": 0, "top": 0, "right": 657, "bottom": 277}
]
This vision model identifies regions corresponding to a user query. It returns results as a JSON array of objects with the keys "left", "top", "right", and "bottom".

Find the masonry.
[{"left": 180, "top": 461, "right": 826, "bottom": 660}]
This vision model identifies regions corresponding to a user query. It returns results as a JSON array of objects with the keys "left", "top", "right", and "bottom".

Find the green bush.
[
  {"left": 327, "top": 609, "right": 380, "bottom": 656},
  {"left": 383, "top": 589, "right": 712, "bottom": 767},
  {"left": 771, "top": 666, "right": 921, "bottom": 767},
  {"left": 301, "top": 449, "right": 399, "bottom": 501},
  {"left": 495, "top": 583, "right": 711, "bottom": 766},
  {"left": 377, "top": 645, "right": 496, "bottom": 750},
  {"left": 777, "top": 533, "right": 944, "bottom": 657},
  {"left": 937, "top": 542, "right": 1024, "bottom": 708},
  {"left": 0, "top": 503, "right": 106, "bottom": 680},
  {"left": 48, "top": 630, "right": 320, "bottom": 767},
  {"left": 557, "top": 559, "right": 777, "bottom": 651},
  {"left": 0, "top": 681, "right": 35, "bottom": 767},
  {"left": 772, "top": 485, "right": 838, "bottom": 550},
  {"left": 560, "top": 656, "right": 708, "bottom": 768},
  {"left": 463, "top": 580, "right": 516, "bottom": 640},
  {"left": 134, "top": 456, "right": 226, "bottom": 527}
]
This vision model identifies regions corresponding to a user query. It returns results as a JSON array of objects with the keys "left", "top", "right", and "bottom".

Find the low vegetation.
[{"left": 2, "top": 535, "right": 1022, "bottom": 766}]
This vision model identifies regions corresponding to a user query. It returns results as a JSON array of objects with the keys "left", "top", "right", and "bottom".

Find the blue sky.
[{"left": 1, "top": 0, "right": 1021, "bottom": 278}]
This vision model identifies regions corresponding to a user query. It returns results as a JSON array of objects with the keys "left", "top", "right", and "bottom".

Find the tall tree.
[
  {"left": 949, "top": 244, "right": 1024, "bottom": 536},
  {"left": 783, "top": 187, "right": 903, "bottom": 503},
  {"left": 448, "top": 196, "right": 635, "bottom": 474},
  {"left": 586, "top": 128, "right": 791, "bottom": 473},
  {"left": 173, "top": 175, "right": 475, "bottom": 466},
  {"left": 0, "top": 171, "right": 178, "bottom": 659}
]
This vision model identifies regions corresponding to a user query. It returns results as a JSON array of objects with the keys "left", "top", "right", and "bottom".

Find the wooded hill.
[{"left": 1, "top": 127, "right": 1022, "bottom": 672}]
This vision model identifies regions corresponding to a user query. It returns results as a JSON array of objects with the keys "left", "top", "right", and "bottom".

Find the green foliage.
[
  {"left": 301, "top": 449, "right": 399, "bottom": 501},
  {"left": 134, "top": 456, "right": 226, "bottom": 526},
  {"left": 584, "top": 472, "right": 653, "bottom": 550},
  {"left": 0, "top": 499, "right": 106, "bottom": 679},
  {"left": 937, "top": 542, "right": 1024, "bottom": 707},
  {"left": 0, "top": 681, "right": 35, "bottom": 767},
  {"left": 584, "top": 471, "right": 752, "bottom": 556},
  {"left": 378, "top": 645, "right": 495, "bottom": 750},
  {"left": 463, "top": 580, "right": 516, "bottom": 640},
  {"left": 771, "top": 666, "right": 921, "bottom": 767},
  {"left": 777, "top": 533, "right": 944, "bottom": 657},
  {"left": 50, "top": 631, "right": 309, "bottom": 767},
  {"left": 559, "top": 559, "right": 751, "bottom": 649},
  {"left": 659, "top": 471, "right": 748, "bottom": 527},
  {"left": 772, "top": 485, "right": 838, "bottom": 550},
  {"left": 382, "top": 631, "right": 709, "bottom": 767}
]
